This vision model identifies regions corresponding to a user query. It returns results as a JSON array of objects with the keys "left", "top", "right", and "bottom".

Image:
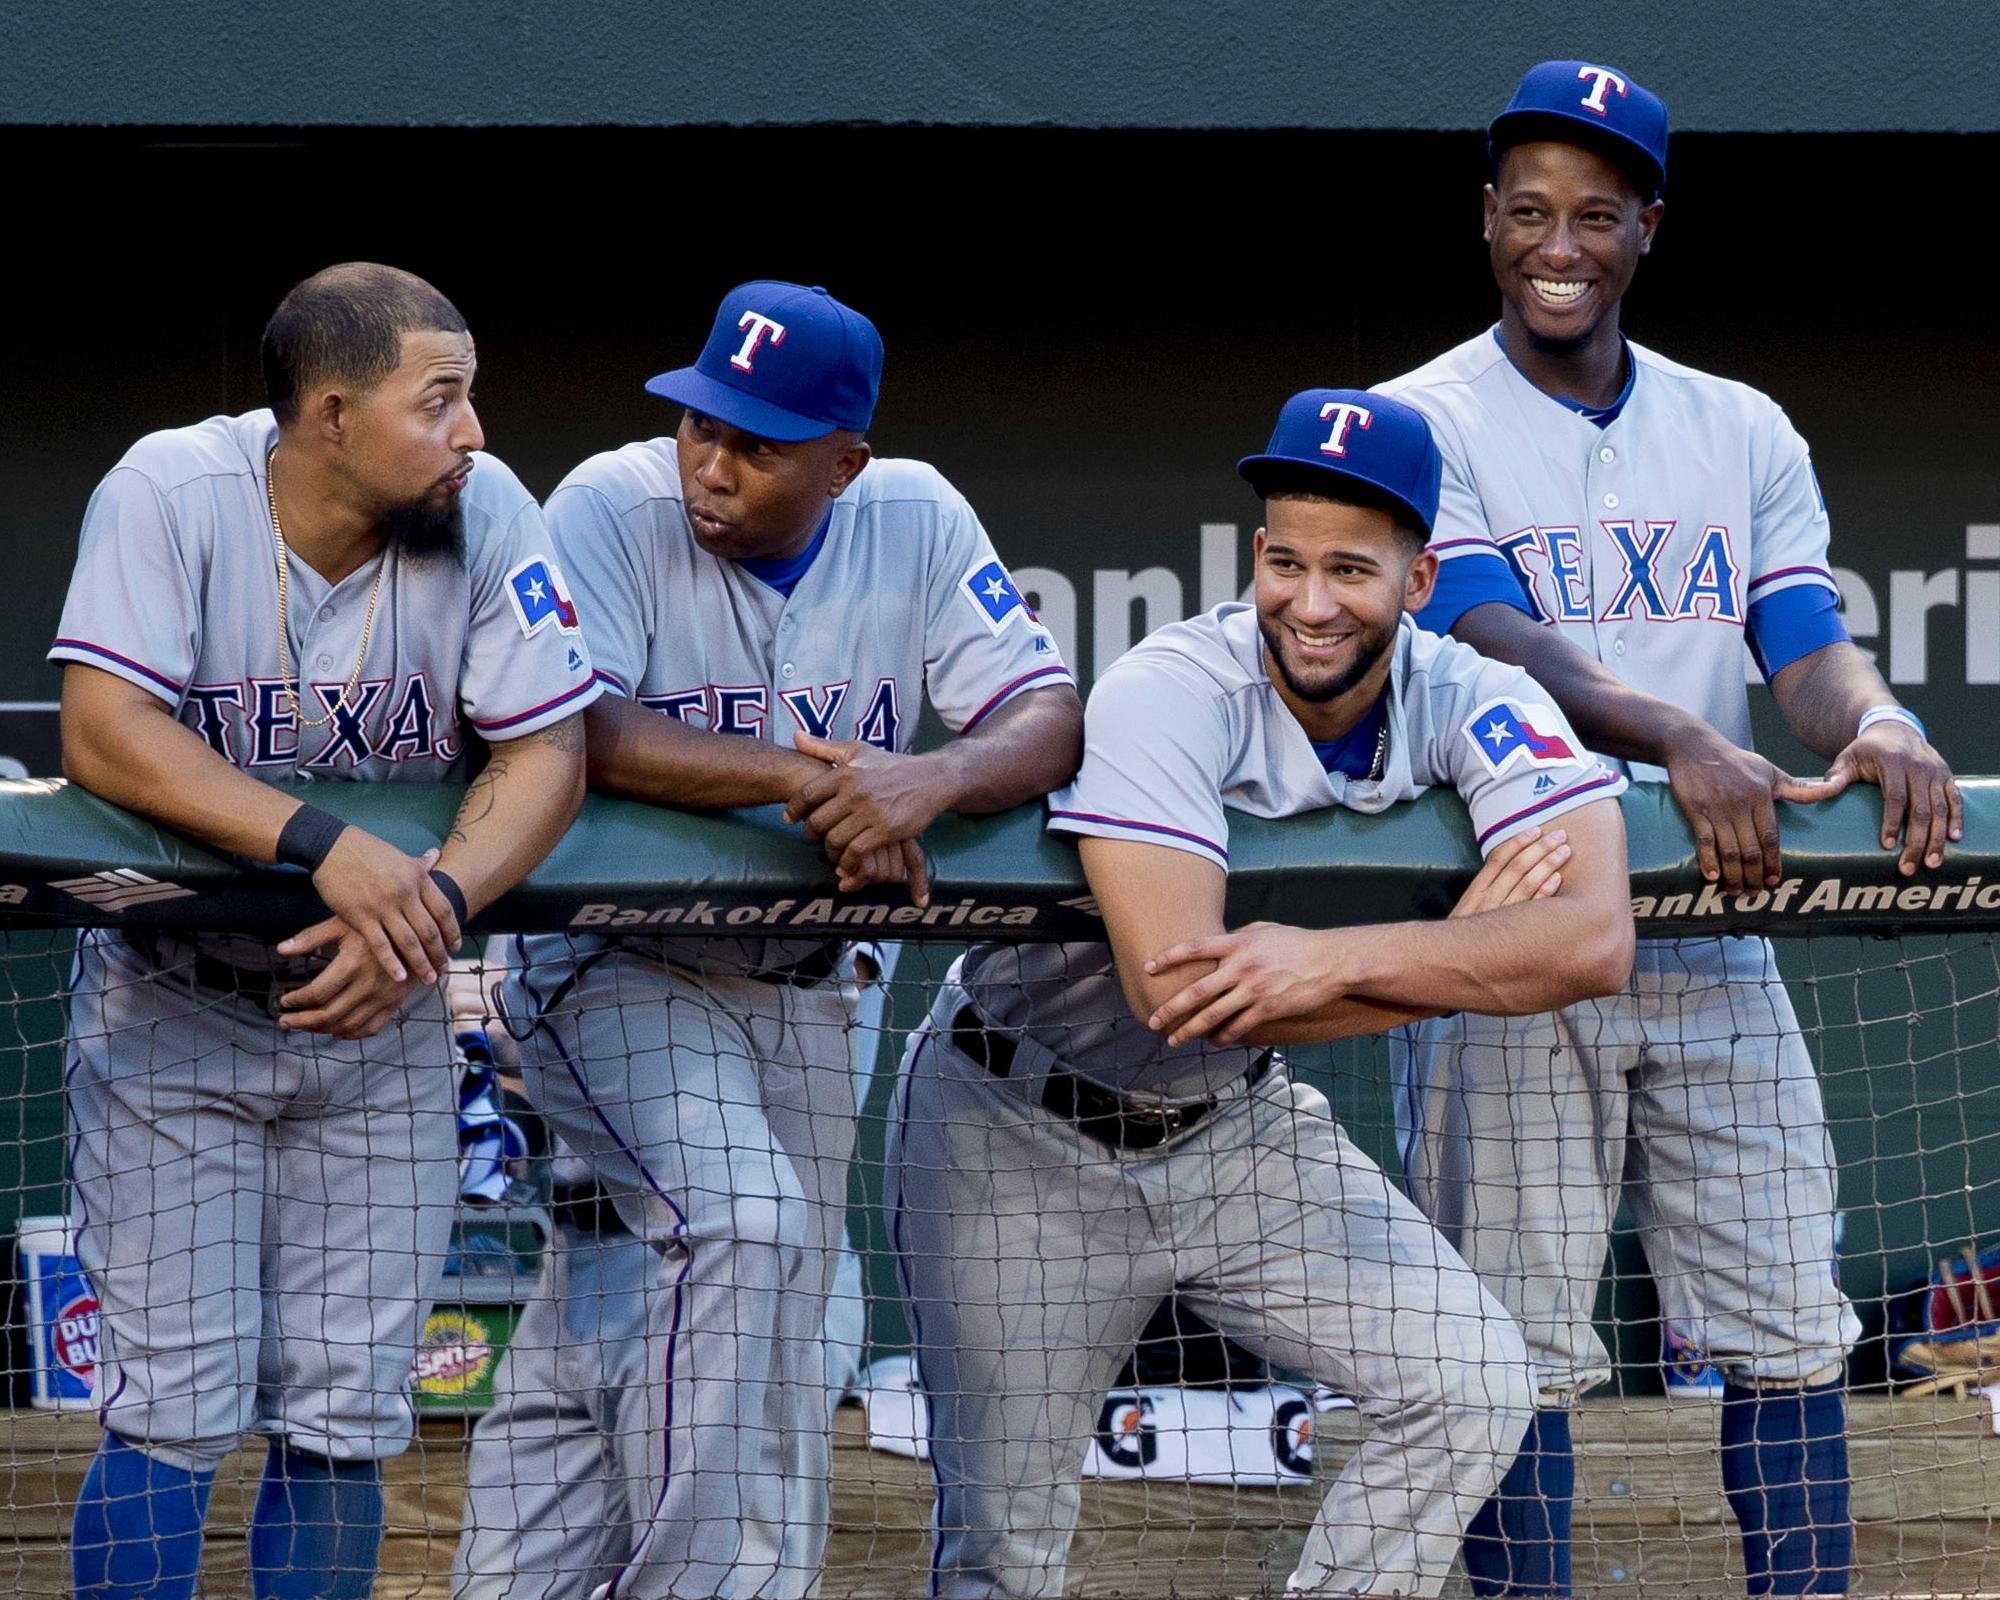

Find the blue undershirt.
[
  {"left": 734, "top": 508, "right": 832, "bottom": 597},
  {"left": 1307, "top": 695, "right": 1389, "bottom": 779},
  {"left": 1417, "top": 337, "right": 1850, "bottom": 677},
  {"left": 1492, "top": 327, "right": 1635, "bottom": 427}
]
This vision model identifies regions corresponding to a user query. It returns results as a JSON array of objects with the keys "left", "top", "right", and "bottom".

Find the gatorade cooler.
[
  {"left": 410, "top": 1205, "right": 548, "bottom": 1415},
  {"left": 17, "top": 1215, "right": 101, "bottom": 1411}
]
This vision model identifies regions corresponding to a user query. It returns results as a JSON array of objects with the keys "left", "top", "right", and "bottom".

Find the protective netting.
[{"left": 4, "top": 927, "right": 2000, "bottom": 1597}]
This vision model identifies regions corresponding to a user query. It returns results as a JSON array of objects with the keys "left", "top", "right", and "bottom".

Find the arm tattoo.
[
  {"left": 516, "top": 712, "right": 584, "bottom": 754},
  {"left": 447, "top": 757, "right": 509, "bottom": 846}
]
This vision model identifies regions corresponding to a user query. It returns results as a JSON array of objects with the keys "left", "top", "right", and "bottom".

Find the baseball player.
[
  {"left": 52, "top": 262, "right": 598, "bottom": 1600},
  {"left": 1376, "top": 61, "right": 1964, "bottom": 1596},
  {"left": 502, "top": 280, "right": 1083, "bottom": 1600},
  {"left": 887, "top": 387, "right": 1638, "bottom": 1599},
  {"left": 450, "top": 942, "right": 891, "bottom": 1600}
]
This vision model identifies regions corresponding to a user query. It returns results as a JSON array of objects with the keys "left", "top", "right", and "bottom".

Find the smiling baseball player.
[
  {"left": 51, "top": 263, "right": 596, "bottom": 1600},
  {"left": 1376, "top": 61, "right": 1963, "bottom": 1597},
  {"left": 502, "top": 281, "right": 1082, "bottom": 1599},
  {"left": 888, "top": 387, "right": 1637, "bottom": 1598}
]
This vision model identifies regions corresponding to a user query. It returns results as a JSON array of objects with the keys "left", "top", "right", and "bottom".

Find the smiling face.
[
  {"left": 1254, "top": 496, "right": 1436, "bottom": 739},
  {"left": 1485, "top": 139, "right": 1663, "bottom": 356},
  {"left": 675, "top": 410, "right": 871, "bottom": 561}
]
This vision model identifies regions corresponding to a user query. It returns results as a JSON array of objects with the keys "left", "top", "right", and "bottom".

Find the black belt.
[
  {"left": 122, "top": 929, "right": 291, "bottom": 1014},
  {"left": 949, "top": 1005, "right": 1270, "bottom": 1152},
  {"left": 657, "top": 942, "right": 842, "bottom": 990},
  {"left": 550, "top": 1181, "right": 632, "bottom": 1237}
]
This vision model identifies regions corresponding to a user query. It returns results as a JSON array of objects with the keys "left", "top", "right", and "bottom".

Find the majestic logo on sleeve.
[
  {"left": 506, "top": 557, "right": 581, "bottom": 638},
  {"left": 1577, "top": 65, "right": 1628, "bottom": 115},
  {"left": 730, "top": 312, "right": 787, "bottom": 372},
  {"left": 1318, "top": 402, "right": 1371, "bottom": 458},
  {"left": 1463, "top": 698, "right": 1581, "bottom": 776},
  {"left": 961, "top": 559, "right": 1033, "bottom": 634}
]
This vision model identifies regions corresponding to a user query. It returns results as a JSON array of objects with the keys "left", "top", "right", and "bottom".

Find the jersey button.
[
  {"left": 315, "top": 654, "right": 333, "bottom": 671},
  {"left": 780, "top": 662, "right": 797, "bottom": 679},
  {"left": 1603, "top": 492, "right": 1620, "bottom": 509},
  {"left": 1614, "top": 639, "right": 1627, "bottom": 657},
  {"left": 318, "top": 605, "right": 336, "bottom": 622},
  {"left": 1599, "top": 446, "right": 1615, "bottom": 464}
]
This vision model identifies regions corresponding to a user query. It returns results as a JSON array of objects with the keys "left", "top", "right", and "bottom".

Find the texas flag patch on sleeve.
[
  {"left": 506, "top": 556, "right": 581, "bottom": 638},
  {"left": 1463, "top": 697, "right": 1582, "bottom": 776},
  {"left": 961, "top": 558, "right": 1030, "bottom": 634}
]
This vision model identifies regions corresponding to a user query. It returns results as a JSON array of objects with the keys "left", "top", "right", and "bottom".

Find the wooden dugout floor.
[{"left": 4, "top": 1398, "right": 1999, "bottom": 1597}]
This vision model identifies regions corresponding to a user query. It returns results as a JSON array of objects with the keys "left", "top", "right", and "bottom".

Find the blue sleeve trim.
[
  {"left": 1747, "top": 584, "right": 1849, "bottom": 681},
  {"left": 1415, "top": 550, "right": 1535, "bottom": 635}
]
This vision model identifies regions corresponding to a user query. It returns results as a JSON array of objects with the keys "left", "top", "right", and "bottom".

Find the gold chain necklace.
[{"left": 266, "top": 446, "right": 387, "bottom": 730}]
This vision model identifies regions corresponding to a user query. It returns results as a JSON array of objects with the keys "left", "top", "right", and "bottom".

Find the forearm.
[
  {"left": 61, "top": 676, "right": 302, "bottom": 859},
  {"left": 1771, "top": 642, "right": 1903, "bottom": 760},
  {"left": 1243, "top": 995, "right": 1442, "bottom": 1047},
  {"left": 584, "top": 695, "right": 822, "bottom": 809},
  {"left": 1454, "top": 603, "right": 1708, "bottom": 767},
  {"left": 912, "top": 687, "right": 1084, "bottom": 816},
  {"left": 1330, "top": 897, "right": 1628, "bottom": 1015},
  {"left": 435, "top": 718, "right": 586, "bottom": 916}
]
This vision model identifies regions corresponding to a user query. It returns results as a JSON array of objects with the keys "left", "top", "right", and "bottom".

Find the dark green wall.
[{"left": 6, "top": 1, "right": 1997, "bottom": 130}]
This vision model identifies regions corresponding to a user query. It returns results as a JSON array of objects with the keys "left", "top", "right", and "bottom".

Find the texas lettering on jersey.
[
  {"left": 182, "top": 673, "right": 457, "bottom": 768},
  {"left": 639, "top": 676, "right": 903, "bottom": 751},
  {"left": 1495, "top": 520, "right": 1743, "bottom": 626}
]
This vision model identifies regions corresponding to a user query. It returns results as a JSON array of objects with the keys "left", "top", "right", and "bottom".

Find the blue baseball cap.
[
  {"left": 1237, "top": 388, "right": 1443, "bottom": 538},
  {"left": 645, "top": 281, "right": 883, "bottom": 442},
  {"left": 1489, "top": 60, "right": 1669, "bottom": 197}
]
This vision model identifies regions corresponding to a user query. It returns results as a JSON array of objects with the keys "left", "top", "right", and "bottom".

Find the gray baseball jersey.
[
  {"left": 52, "top": 409, "right": 600, "bottom": 1471},
  {"left": 1376, "top": 330, "right": 1847, "bottom": 782},
  {"left": 505, "top": 444, "right": 1072, "bottom": 1599},
  {"left": 896, "top": 602, "right": 1622, "bottom": 1597},
  {"left": 1378, "top": 334, "right": 1862, "bottom": 1394},
  {"left": 960, "top": 603, "right": 1626, "bottom": 1098}
]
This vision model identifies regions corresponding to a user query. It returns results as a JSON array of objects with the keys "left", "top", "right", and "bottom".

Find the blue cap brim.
[
  {"left": 1236, "top": 453, "right": 1432, "bottom": 539},
  {"left": 643, "top": 366, "right": 838, "bottom": 443}
]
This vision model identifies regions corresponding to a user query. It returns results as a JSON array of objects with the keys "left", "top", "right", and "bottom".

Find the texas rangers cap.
[
  {"left": 645, "top": 281, "right": 883, "bottom": 442},
  {"left": 1237, "top": 388, "right": 1443, "bottom": 538},
  {"left": 1489, "top": 59, "right": 1669, "bottom": 197}
]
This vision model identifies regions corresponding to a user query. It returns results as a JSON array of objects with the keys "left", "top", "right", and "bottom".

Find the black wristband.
[
  {"left": 275, "top": 804, "right": 348, "bottom": 873},
  {"left": 430, "top": 868, "right": 469, "bottom": 929}
]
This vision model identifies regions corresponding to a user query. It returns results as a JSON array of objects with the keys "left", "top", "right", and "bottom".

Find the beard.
[
  {"left": 1258, "top": 611, "right": 1397, "bottom": 704},
  {"left": 381, "top": 486, "right": 466, "bottom": 563}
]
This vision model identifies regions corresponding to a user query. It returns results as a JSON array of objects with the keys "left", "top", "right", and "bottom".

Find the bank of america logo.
[{"left": 51, "top": 870, "right": 196, "bottom": 911}]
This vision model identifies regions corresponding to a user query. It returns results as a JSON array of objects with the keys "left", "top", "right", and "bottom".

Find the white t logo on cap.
[
  {"left": 1319, "top": 401, "right": 1372, "bottom": 458},
  {"left": 1577, "top": 65, "right": 1629, "bottom": 116},
  {"left": 730, "top": 312, "right": 788, "bottom": 373}
]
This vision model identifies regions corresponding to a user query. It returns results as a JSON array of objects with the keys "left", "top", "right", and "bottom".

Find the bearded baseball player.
[
  {"left": 887, "top": 387, "right": 1637, "bottom": 1599},
  {"left": 51, "top": 263, "right": 597, "bottom": 1600},
  {"left": 1375, "top": 60, "right": 1964, "bottom": 1597},
  {"left": 501, "top": 281, "right": 1083, "bottom": 1600}
]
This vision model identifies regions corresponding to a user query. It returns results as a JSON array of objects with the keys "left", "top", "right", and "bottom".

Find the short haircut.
[
  {"left": 262, "top": 263, "right": 468, "bottom": 427},
  {"left": 1261, "top": 471, "right": 1429, "bottom": 550}
]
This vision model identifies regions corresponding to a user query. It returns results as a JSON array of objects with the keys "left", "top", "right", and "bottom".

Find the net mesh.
[{"left": 4, "top": 926, "right": 2000, "bottom": 1596}]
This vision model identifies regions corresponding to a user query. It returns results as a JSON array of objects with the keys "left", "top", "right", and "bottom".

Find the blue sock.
[
  {"left": 248, "top": 1442, "right": 386, "bottom": 1600},
  {"left": 1721, "top": 1380, "right": 1851, "bottom": 1595},
  {"left": 1462, "top": 1408, "right": 1574, "bottom": 1596},
  {"left": 71, "top": 1432, "right": 217, "bottom": 1600}
]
